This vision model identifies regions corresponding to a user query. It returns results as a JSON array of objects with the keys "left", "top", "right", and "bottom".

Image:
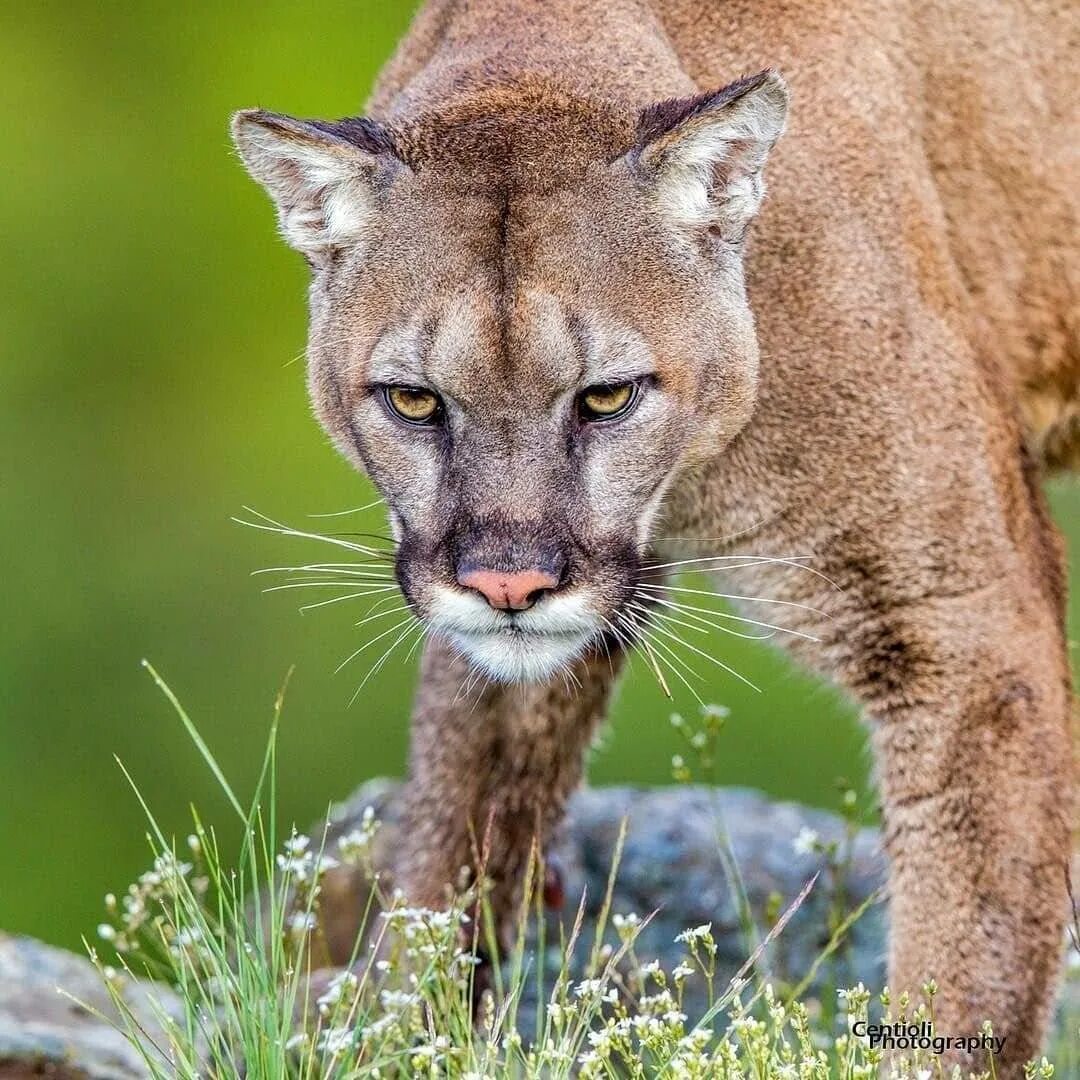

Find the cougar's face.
[{"left": 233, "top": 73, "right": 786, "bottom": 682}]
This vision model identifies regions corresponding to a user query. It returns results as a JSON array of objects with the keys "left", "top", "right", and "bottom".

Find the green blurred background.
[{"left": 1, "top": 2, "right": 1077, "bottom": 952}]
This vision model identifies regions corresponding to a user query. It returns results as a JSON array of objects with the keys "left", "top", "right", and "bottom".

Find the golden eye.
[
  {"left": 385, "top": 385, "right": 441, "bottom": 424},
  {"left": 579, "top": 382, "right": 637, "bottom": 421}
]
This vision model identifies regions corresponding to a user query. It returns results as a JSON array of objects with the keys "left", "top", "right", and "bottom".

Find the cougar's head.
[{"left": 232, "top": 71, "right": 787, "bottom": 683}]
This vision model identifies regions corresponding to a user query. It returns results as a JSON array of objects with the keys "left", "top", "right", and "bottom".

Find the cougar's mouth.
[{"left": 426, "top": 585, "right": 602, "bottom": 683}]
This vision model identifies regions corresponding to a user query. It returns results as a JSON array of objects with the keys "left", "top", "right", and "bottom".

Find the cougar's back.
[{"left": 652, "top": 0, "right": 1080, "bottom": 469}]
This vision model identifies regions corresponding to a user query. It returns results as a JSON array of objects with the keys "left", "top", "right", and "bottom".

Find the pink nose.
[{"left": 457, "top": 567, "right": 560, "bottom": 611}]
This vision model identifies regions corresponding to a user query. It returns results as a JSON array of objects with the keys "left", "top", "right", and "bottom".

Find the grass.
[{"left": 78, "top": 663, "right": 1072, "bottom": 1079}]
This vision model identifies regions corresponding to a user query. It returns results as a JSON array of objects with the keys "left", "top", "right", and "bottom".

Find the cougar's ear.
[
  {"left": 231, "top": 110, "right": 403, "bottom": 265},
  {"left": 634, "top": 69, "right": 788, "bottom": 241}
]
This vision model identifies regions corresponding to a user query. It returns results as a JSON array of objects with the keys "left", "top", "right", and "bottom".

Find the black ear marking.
[
  {"left": 295, "top": 115, "right": 403, "bottom": 160},
  {"left": 635, "top": 69, "right": 780, "bottom": 151},
  {"left": 230, "top": 108, "right": 407, "bottom": 265},
  {"left": 630, "top": 69, "right": 788, "bottom": 240}
]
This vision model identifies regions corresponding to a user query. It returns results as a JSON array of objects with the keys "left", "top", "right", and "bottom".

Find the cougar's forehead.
[{"left": 366, "top": 285, "right": 655, "bottom": 410}]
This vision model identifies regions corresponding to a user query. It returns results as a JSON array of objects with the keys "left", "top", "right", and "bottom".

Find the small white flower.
[
  {"left": 97, "top": 923, "right": 117, "bottom": 942},
  {"left": 284, "top": 834, "right": 311, "bottom": 857},
  {"left": 287, "top": 911, "right": 316, "bottom": 940},
  {"left": 317, "top": 970, "right": 358, "bottom": 1012},
  {"left": 317, "top": 1026, "right": 354, "bottom": 1054},
  {"left": 360, "top": 1013, "right": 398, "bottom": 1041},
  {"left": 675, "top": 923, "right": 712, "bottom": 944},
  {"left": 314, "top": 853, "right": 340, "bottom": 873},
  {"left": 380, "top": 989, "right": 417, "bottom": 1010},
  {"left": 793, "top": 827, "right": 820, "bottom": 856},
  {"left": 574, "top": 978, "right": 609, "bottom": 1000}
]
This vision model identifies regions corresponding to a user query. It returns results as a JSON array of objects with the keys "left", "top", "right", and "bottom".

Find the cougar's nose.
[{"left": 457, "top": 567, "right": 561, "bottom": 611}]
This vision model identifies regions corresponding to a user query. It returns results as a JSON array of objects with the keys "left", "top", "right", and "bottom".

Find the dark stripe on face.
[{"left": 321, "top": 359, "right": 378, "bottom": 471}]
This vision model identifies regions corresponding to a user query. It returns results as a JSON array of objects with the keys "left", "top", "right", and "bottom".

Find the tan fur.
[{"left": 232, "top": 1, "right": 1078, "bottom": 1071}]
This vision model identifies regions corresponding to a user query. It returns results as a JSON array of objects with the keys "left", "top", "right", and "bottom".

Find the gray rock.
[
  {"left": 318, "top": 782, "right": 888, "bottom": 1019},
  {"left": 3, "top": 784, "right": 1074, "bottom": 1074},
  {"left": 318, "top": 782, "right": 1075, "bottom": 1045},
  {"left": 0, "top": 933, "right": 182, "bottom": 1079}
]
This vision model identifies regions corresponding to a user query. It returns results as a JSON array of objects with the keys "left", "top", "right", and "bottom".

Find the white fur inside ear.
[
  {"left": 649, "top": 78, "right": 787, "bottom": 237},
  {"left": 233, "top": 116, "right": 379, "bottom": 261}
]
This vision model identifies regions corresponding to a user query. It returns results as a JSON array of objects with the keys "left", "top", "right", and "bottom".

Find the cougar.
[{"left": 231, "top": 0, "right": 1078, "bottom": 1070}]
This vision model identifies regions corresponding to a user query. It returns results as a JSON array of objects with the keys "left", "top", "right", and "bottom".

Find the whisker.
[
  {"left": 357, "top": 591, "right": 411, "bottom": 623},
  {"left": 252, "top": 563, "right": 393, "bottom": 577},
  {"left": 307, "top": 498, "right": 385, "bottom": 519},
  {"left": 642, "top": 552, "right": 842, "bottom": 591},
  {"left": 270, "top": 575, "right": 394, "bottom": 589},
  {"left": 453, "top": 663, "right": 482, "bottom": 706},
  {"left": 402, "top": 623, "right": 428, "bottom": 666},
  {"left": 280, "top": 571, "right": 394, "bottom": 584},
  {"left": 556, "top": 663, "right": 581, "bottom": 697},
  {"left": 629, "top": 581, "right": 828, "bottom": 616},
  {"left": 282, "top": 330, "right": 375, "bottom": 369},
  {"left": 643, "top": 595, "right": 820, "bottom": 643},
  {"left": 298, "top": 591, "right": 396, "bottom": 614},
  {"left": 669, "top": 557, "right": 838, "bottom": 591},
  {"left": 638, "top": 637, "right": 684, "bottom": 701},
  {"left": 349, "top": 620, "right": 423, "bottom": 704},
  {"left": 462, "top": 664, "right": 489, "bottom": 708},
  {"left": 594, "top": 620, "right": 617, "bottom": 680},
  {"left": 334, "top": 614, "right": 418, "bottom": 675},
  {"left": 347, "top": 603, "right": 410, "bottom": 628},
  {"left": 597, "top": 612, "right": 633, "bottom": 651},
  {"left": 235, "top": 507, "right": 394, "bottom": 560},
  {"left": 643, "top": 553, "right": 813, "bottom": 571},
  {"left": 622, "top": 612, "right": 705, "bottom": 684},
  {"left": 614, "top": 612, "right": 675, "bottom": 699},
  {"left": 599, "top": 613, "right": 667, "bottom": 697},
  {"left": 648, "top": 511, "right": 784, "bottom": 548},
  {"left": 336, "top": 531, "right": 398, "bottom": 547},
  {"left": 632, "top": 600, "right": 775, "bottom": 642},
  {"left": 262, "top": 581, "right": 398, "bottom": 594},
  {"left": 643, "top": 618, "right": 761, "bottom": 693},
  {"left": 618, "top": 611, "right": 704, "bottom": 705}
]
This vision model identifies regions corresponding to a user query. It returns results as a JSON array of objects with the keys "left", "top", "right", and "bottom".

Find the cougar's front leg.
[
  {"left": 822, "top": 539, "right": 1074, "bottom": 1073},
  {"left": 395, "top": 636, "right": 621, "bottom": 944}
]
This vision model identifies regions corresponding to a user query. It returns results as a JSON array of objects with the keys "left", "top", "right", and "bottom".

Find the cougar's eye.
[
  {"left": 384, "top": 385, "right": 441, "bottom": 424},
  {"left": 578, "top": 381, "right": 637, "bottom": 422}
]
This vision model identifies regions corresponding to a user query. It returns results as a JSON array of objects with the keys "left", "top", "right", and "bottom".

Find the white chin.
[{"left": 446, "top": 629, "right": 594, "bottom": 684}]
